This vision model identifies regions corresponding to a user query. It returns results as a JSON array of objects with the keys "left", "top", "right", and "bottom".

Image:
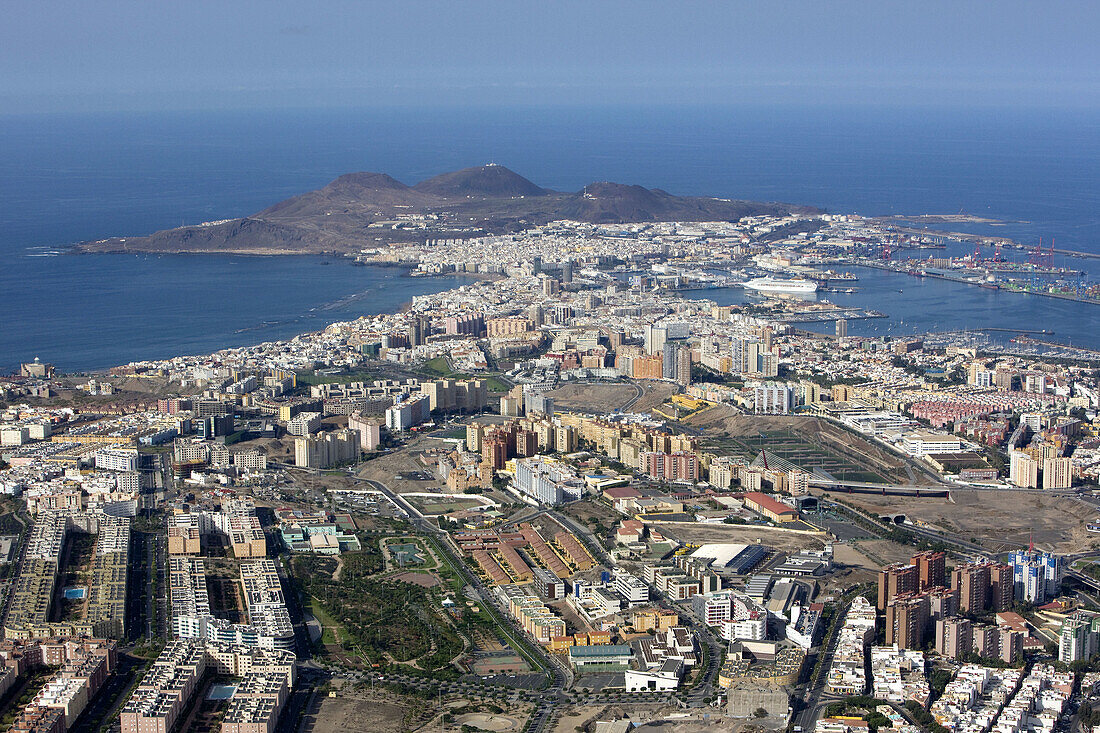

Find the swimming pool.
[
  {"left": 207, "top": 684, "right": 237, "bottom": 700},
  {"left": 62, "top": 587, "right": 86, "bottom": 600}
]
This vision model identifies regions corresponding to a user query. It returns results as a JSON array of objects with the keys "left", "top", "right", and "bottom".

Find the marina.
[{"left": 779, "top": 307, "right": 887, "bottom": 324}]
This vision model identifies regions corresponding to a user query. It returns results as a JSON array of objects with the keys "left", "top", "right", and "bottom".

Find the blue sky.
[{"left": 2, "top": 1, "right": 1097, "bottom": 112}]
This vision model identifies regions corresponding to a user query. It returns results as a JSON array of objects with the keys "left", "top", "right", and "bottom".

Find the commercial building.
[
  {"left": 901, "top": 431, "right": 964, "bottom": 457},
  {"left": 277, "top": 509, "right": 361, "bottom": 555},
  {"left": 691, "top": 590, "right": 767, "bottom": 641},
  {"left": 568, "top": 644, "right": 633, "bottom": 670},
  {"left": 613, "top": 572, "right": 650, "bottom": 605},
  {"left": 742, "top": 492, "right": 797, "bottom": 523}
]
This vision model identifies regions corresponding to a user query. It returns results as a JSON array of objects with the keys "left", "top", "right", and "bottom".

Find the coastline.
[
  {"left": 857, "top": 260, "right": 1100, "bottom": 307},
  {"left": 0, "top": 255, "right": 475, "bottom": 375}
]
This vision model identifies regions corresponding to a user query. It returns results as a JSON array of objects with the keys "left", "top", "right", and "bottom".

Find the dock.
[{"left": 781, "top": 308, "right": 886, "bottom": 324}]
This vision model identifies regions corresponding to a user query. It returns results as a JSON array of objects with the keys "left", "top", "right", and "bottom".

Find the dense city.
[{"left": 1, "top": 213, "right": 1100, "bottom": 733}]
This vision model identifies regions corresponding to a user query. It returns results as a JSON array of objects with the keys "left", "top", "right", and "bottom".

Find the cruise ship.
[{"left": 743, "top": 276, "right": 819, "bottom": 295}]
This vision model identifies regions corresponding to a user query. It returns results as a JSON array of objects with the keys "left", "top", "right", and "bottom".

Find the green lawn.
[
  {"left": 295, "top": 370, "right": 380, "bottom": 386},
  {"left": 306, "top": 595, "right": 343, "bottom": 646},
  {"left": 421, "top": 358, "right": 452, "bottom": 377},
  {"left": 482, "top": 376, "right": 510, "bottom": 392}
]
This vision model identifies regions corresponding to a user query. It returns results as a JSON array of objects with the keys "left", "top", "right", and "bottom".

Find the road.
[
  {"left": 619, "top": 381, "right": 645, "bottom": 411},
  {"left": 347, "top": 475, "right": 573, "bottom": 691},
  {"left": 794, "top": 594, "right": 859, "bottom": 733},
  {"left": 823, "top": 498, "right": 998, "bottom": 556},
  {"left": 283, "top": 471, "right": 735, "bottom": 731}
]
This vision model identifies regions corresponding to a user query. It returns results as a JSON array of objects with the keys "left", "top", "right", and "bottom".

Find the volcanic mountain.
[
  {"left": 77, "top": 165, "right": 818, "bottom": 254},
  {"left": 412, "top": 164, "right": 551, "bottom": 198}
]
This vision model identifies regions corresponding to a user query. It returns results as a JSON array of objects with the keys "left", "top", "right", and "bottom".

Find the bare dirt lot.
[
  {"left": 545, "top": 383, "right": 639, "bottom": 413},
  {"left": 833, "top": 489, "right": 1100, "bottom": 554},
  {"left": 551, "top": 705, "right": 714, "bottom": 733},
  {"left": 308, "top": 690, "right": 411, "bottom": 733},
  {"left": 356, "top": 438, "right": 449, "bottom": 495},
  {"left": 544, "top": 380, "right": 678, "bottom": 416},
  {"left": 309, "top": 687, "right": 532, "bottom": 733},
  {"left": 826, "top": 544, "right": 883, "bottom": 586},
  {"left": 630, "top": 381, "right": 680, "bottom": 414},
  {"left": 452, "top": 713, "right": 525, "bottom": 732},
  {"left": 559, "top": 498, "right": 618, "bottom": 527},
  {"left": 647, "top": 522, "right": 825, "bottom": 553},
  {"left": 840, "top": 539, "right": 924, "bottom": 569}
]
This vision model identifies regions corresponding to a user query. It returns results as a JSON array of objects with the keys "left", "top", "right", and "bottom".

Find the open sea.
[{"left": 1, "top": 104, "right": 1099, "bottom": 372}]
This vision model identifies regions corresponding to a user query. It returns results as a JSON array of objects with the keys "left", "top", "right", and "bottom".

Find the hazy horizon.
[{"left": 4, "top": 1, "right": 1097, "bottom": 113}]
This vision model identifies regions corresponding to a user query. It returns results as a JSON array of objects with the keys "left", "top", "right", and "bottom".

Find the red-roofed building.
[
  {"left": 616, "top": 520, "right": 645, "bottom": 544},
  {"left": 742, "top": 492, "right": 798, "bottom": 523},
  {"left": 603, "top": 485, "right": 643, "bottom": 513}
]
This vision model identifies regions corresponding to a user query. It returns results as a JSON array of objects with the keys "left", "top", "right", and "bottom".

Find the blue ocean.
[{"left": 1, "top": 104, "right": 1099, "bottom": 372}]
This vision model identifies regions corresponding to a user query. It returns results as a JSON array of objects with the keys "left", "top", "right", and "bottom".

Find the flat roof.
[
  {"left": 569, "top": 644, "right": 633, "bottom": 657},
  {"left": 690, "top": 543, "right": 748, "bottom": 567}
]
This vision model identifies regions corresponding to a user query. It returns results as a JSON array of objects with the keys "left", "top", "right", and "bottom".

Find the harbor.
[{"left": 853, "top": 258, "right": 1100, "bottom": 306}]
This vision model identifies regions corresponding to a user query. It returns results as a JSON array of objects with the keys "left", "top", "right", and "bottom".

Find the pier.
[
  {"left": 855, "top": 259, "right": 1100, "bottom": 307},
  {"left": 781, "top": 308, "right": 886, "bottom": 324}
]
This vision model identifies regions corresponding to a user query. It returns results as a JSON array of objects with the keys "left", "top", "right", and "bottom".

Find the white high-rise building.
[
  {"left": 95, "top": 447, "right": 140, "bottom": 472},
  {"left": 754, "top": 383, "right": 793, "bottom": 414}
]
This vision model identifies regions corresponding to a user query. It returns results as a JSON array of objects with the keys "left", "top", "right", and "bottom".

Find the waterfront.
[
  {"left": 3, "top": 105, "right": 1100, "bottom": 372},
  {"left": 0, "top": 255, "right": 466, "bottom": 374},
  {"left": 685, "top": 264, "right": 1100, "bottom": 351}
]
